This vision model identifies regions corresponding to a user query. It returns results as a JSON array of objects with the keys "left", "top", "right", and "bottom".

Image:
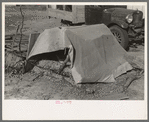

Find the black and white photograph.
[{"left": 2, "top": 2, "right": 147, "bottom": 120}]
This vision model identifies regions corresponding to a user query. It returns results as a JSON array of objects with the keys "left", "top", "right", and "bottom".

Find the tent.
[{"left": 26, "top": 24, "right": 132, "bottom": 84}]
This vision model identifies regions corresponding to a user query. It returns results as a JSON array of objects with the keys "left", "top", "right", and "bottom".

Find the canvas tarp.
[{"left": 26, "top": 24, "right": 132, "bottom": 84}]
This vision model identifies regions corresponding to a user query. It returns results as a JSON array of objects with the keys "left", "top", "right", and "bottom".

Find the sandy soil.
[{"left": 4, "top": 5, "right": 145, "bottom": 100}]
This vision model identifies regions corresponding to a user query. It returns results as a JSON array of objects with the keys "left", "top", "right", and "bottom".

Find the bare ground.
[{"left": 4, "top": 5, "right": 145, "bottom": 100}]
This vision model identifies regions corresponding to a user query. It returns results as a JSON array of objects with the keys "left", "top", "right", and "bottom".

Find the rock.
[{"left": 86, "top": 88, "right": 95, "bottom": 94}]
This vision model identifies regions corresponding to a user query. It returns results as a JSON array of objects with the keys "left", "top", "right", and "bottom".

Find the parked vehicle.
[{"left": 46, "top": 5, "right": 144, "bottom": 49}]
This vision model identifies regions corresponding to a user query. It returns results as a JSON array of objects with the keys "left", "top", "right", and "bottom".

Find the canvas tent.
[{"left": 26, "top": 24, "right": 132, "bottom": 84}]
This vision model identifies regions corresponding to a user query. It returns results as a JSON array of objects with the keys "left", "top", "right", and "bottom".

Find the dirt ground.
[{"left": 4, "top": 5, "right": 145, "bottom": 100}]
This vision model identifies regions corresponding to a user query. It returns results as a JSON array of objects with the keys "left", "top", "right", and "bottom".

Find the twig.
[{"left": 32, "top": 72, "right": 44, "bottom": 81}]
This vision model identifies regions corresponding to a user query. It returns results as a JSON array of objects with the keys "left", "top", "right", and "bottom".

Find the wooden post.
[
  {"left": 58, "top": 45, "right": 73, "bottom": 74},
  {"left": 72, "top": 5, "right": 77, "bottom": 23}
]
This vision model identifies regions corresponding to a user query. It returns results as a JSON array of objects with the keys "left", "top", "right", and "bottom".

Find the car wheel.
[{"left": 109, "top": 25, "right": 129, "bottom": 50}]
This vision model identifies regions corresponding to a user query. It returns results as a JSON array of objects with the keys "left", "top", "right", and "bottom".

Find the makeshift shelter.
[{"left": 26, "top": 24, "right": 132, "bottom": 84}]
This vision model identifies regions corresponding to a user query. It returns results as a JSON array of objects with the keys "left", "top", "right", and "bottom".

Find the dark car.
[{"left": 85, "top": 5, "right": 144, "bottom": 49}]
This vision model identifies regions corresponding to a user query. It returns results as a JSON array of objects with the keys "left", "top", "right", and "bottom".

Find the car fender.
[{"left": 108, "top": 20, "right": 129, "bottom": 29}]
